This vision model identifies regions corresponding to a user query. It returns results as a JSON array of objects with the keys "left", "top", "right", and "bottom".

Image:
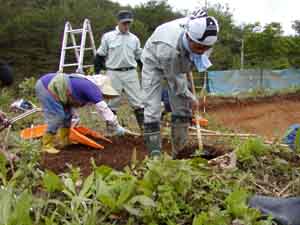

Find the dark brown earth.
[
  {"left": 40, "top": 135, "right": 227, "bottom": 176},
  {"left": 40, "top": 93, "right": 300, "bottom": 175}
]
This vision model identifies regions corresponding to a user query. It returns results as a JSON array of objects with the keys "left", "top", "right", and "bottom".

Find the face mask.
[{"left": 182, "top": 33, "right": 212, "bottom": 72}]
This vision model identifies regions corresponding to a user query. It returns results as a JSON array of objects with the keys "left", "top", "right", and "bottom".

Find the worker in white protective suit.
[{"left": 141, "top": 10, "right": 219, "bottom": 159}]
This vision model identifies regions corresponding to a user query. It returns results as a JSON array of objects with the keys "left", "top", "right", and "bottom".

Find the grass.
[{"left": 1, "top": 80, "right": 300, "bottom": 224}]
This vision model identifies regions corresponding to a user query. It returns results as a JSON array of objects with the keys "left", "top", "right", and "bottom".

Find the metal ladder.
[{"left": 58, "top": 19, "right": 97, "bottom": 73}]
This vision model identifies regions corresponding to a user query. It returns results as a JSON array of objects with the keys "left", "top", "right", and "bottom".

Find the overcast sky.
[{"left": 112, "top": 0, "right": 299, "bottom": 35}]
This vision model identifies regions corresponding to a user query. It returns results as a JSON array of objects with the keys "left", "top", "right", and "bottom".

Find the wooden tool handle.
[{"left": 188, "top": 71, "right": 203, "bottom": 151}]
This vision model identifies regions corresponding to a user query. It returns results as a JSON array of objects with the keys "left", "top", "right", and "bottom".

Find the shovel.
[
  {"left": 124, "top": 128, "right": 141, "bottom": 136},
  {"left": 188, "top": 71, "right": 203, "bottom": 151}
]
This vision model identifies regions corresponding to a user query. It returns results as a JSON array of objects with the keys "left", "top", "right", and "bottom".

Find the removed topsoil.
[{"left": 204, "top": 92, "right": 300, "bottom": 139}]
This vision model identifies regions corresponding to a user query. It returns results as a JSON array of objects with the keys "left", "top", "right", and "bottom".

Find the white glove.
[{"left": 71, "top": 114, "right": 80, "bottom": 127}]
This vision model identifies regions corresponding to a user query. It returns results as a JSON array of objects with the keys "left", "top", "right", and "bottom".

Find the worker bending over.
[
  {"left": 141, "top": 10, "right": 219, "bottom": 159},
  {"left": 35, "top": 72, "right": 126, "bottom": 154}
]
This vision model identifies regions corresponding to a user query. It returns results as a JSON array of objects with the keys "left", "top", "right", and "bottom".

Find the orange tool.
[
  {"left": 75, "top": 126, "right": 112, "bottom": 144},
  {"left": 69, "top": 128, "right": 104, "bottom": 149},
  {"left": 192, "top": 117, "right": 208, "bottom": 127},
  {"left": 20, "top": 124, "right": 111, "bottom": 149},
  {"left": 20, "top": 124, "right": 47, "bottom": 139}
]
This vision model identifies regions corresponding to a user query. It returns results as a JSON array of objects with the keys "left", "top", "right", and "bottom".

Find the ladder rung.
[
  {"left": 60, "top": 20, "right": 96, "bottom": 72},
  {"left": 64, "top": 46, "right": 94, "bottom": 51},
  {"left": 83, "top": 65, "right": 94, "bottom": 68},
  {"left": 63, "top": 63, "right": 79, "bottom": 67},
  {"left": 67, "top": 29, "right": 84, "bottom": 34},
  {"left": 64, "top": 45, "right": 80, "bottom": 50}
]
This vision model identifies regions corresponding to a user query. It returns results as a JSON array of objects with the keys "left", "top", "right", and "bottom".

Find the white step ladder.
[{"left": 59, "top": 19, "right": 97, "bottom": 73}]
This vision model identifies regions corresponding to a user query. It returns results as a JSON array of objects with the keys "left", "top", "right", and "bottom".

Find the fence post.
[{"left": 259, "top": 67, "right": 264, "bottom": 90}]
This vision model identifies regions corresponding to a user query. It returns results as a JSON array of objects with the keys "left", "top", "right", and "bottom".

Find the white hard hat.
[
  {"left": 86, "top": 75, "right": 119, "bottom": 96},
  {"left": 190, "top": 8, "right": 208, "bottom": 19},
  {"left": 186, "top": 16, "right": 219, "bottom": 46}
]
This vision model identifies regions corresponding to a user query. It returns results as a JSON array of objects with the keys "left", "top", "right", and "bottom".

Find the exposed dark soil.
[
  {"left": 40, "top": 135, "right": 228, "bottom": 176},
  {"left": 40, "top": 92, "right": 300, "bottom": 176}
]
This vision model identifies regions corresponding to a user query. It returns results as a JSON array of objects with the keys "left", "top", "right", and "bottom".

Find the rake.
[{"left": 0, "top": 107, "right": 42, "bottom": 132}]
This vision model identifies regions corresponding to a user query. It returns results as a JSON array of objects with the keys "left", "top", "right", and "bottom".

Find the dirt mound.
[
  {"left": 40, "top": 135, "right": 227, "bottom": 176},
  {"left": 205, "top": 93, "right": 300, "bottom": 139}
]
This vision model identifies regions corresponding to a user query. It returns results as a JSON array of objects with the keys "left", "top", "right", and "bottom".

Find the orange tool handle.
[{"left": 192, "top": 117, "right": 208, "bottom": 127}]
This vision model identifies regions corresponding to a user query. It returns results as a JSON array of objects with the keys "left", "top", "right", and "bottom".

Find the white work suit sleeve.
[
  {"left": 135, "top": 37, "right": 143, "bottom": 60},
  {"left": 95, "top": 101, "right": 118, "bottom": 124},
  {"left": 96, "top": 34, "right": 109, "bottom": 56},
  {"left": 157, "top": 44, "right": 197, "bottom": 102}
]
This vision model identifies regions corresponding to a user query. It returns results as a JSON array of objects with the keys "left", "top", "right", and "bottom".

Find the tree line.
[{"left": 0, "top": 0, "right": 300, "bottom": 82}]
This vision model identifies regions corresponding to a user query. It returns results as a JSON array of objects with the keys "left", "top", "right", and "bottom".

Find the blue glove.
[
  {"left": 115, "top": 125, "right": 126, "bottom": 136},
  {"left": 107, "top": 120, "right": 126, "bottom": 136}
]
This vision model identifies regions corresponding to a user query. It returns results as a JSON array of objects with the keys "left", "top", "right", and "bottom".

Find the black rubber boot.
[
  {"left": 249, "top": 195, "right": 300, "bottom": 225},
  {"left": 171, "top": 115, "right": 191, "bottom": 159},
  {"left": 144, "top": 122, "right": 161, "bottom": 158},
  {"left": 134, "top": 108, "right": 144, "bottom": 131}
]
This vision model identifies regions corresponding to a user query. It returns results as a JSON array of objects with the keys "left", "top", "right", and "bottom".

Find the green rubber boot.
[
  {"left": 42, "top": 133, "right": 60, "bottom": 154},
  {"left": 57, "top": 127, "right": 71, "bottom": 148}
]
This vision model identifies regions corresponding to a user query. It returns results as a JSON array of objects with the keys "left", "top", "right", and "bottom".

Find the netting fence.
[{"left": 194, "top": 68, "right": 300, "bottom": 95}]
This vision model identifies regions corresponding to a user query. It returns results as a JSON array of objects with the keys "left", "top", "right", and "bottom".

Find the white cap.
[
  {"left": 86, "top": 75, "right": 119, "bottom": 96},
  {"left": 186, "top": 16, "right": 219, "bottom": 46}
]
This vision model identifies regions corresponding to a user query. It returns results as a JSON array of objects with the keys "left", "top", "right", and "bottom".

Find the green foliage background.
[{"left": 1, "top": 0, "right": 300, "bottom": 83}]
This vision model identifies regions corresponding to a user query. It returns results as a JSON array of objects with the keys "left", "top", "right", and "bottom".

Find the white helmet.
[
  {"left": 190, "top": 8, "right": 208, "bottom": 19},
  {"left": 186, "top": 13, "right": 219, "bottom": 46}
]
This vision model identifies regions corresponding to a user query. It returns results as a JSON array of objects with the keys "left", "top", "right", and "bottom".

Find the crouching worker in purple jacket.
[{"left": 35, "top": 72, "right": 126, "bottom": 154}]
